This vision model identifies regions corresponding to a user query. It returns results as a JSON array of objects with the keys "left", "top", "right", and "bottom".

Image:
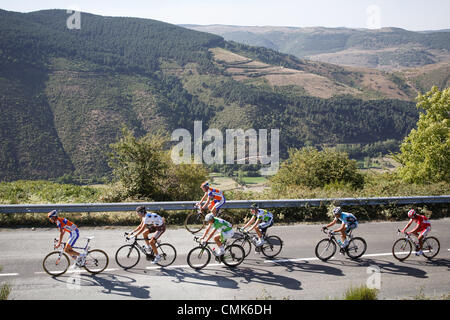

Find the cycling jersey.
[
  {"left": 338, "top": 212, "right": 357, "bottom": 225},
  {"left": 212, "top": 217, "right": 232, "bottom": 233},
  {"left": 56, "top": 217, "right": 78, "bottom": 234},
  {"left": 254, "top": 209, "right": 273, "bottom": 222},
  {"left": 412, "top": 215, "right": 431, "bottom": 228},
  {"left": 212, "top": 217, "right": 234, "bottom": 242},
  {"left": 208, "top": 188, "right": 224, "bottom": 201},
  {"left": 143, "top": 212, "right": 164, "bottom": 227}
]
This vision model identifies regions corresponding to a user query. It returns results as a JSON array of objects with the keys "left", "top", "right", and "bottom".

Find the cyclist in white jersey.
[
  {"left": 128, "top": 206, "right": 166, "bottom": 263},
  {"left": 241, "top": 203, "right": 274, "bottom": 246},
  {"left": 322, "top": 207, "right": 358, "bottom": 248}
]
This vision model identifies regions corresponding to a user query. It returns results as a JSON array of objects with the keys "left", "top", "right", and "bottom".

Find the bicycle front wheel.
[
  {"left": 232, "top": 238, "right": 252, "bottom": 257},
  {"left": 222, "top": 244, "right": 245, "bottom": 268},
  {"left": 422, "top": 237, "right": 440, "bottom": 260},
  {"left": 184, "top": 211, "right": 205, "bottom": 234},
  {"left": 346, "top": 237, "right": 367, "bottom": 260},
  {"left": 115, "top": 244, "right": 140, "bottom": 269},
  {"left": 315, "top": 239, "right": 336, "bottom": 261},
  {"left": 156, "top": 243, "right": 177, "bottom": 267},
  {"left": 261, "top": 236, "right": 283, "bottom": 258},
  {"left": 392, "top": 238, "right": 412, "bottom": 261},
  {"left": 187, "top": 246, "right": 211, "bottom": 270},
  {"left": 84, "top": 249, "right": 109, "bottom": 274},
  {"left": 42, "top": 251, "right": 70, "bottom": 276}
]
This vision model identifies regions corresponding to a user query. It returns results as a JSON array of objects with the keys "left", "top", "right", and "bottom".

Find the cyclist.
[
  {"left": 47, "top": 210, "right": 85, "bottom": 266},
  {"left": 241, "top": 203, "right": 274, "bottom": 247},
  {"left": 322, "top": 207, "right": 358, "bottom": 249},
  {"left": 200, "top": 213, "right": 234, "bottom": 256},
  {"left": 401, "top": 209, "right": 431, "bottom": 256},
  {"left": 128, "top": 206, "right": 166, "bottom": 264},
  {"left": 196, "top": 181, "right": 225, "bottom": 216}
]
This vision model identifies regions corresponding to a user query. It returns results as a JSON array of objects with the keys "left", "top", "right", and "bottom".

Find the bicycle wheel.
[
  {"left": 315, "top": 239, "right": 337, "bottom": 261},
  {"left": 222, "top": 244, "right": 245, "bottom": 268},
  {"left": 422, "top": 236, "right": 440, "bottom": 260},
  {"left": 261, "top": 235, "right": 283, "bottom": 258},
  {"left": 187, "top": 246, "right": 211, "bottom": 270},
  {"left": 232, "top": 237, "right": 252, "bottom": 257},
  {"left": 115, "top": 244, "right": 141, "bottom": 269},
  {"left": 184, "top": 211, "right": 205, "bottom": 234},
  {"left": 346, "top": 237, "right": 367, "bottom": 260},
  {"left": 84, "top": 249, "right": 109, "bottom": 274},
  {"left": 392, "top": 238, "right": 412, "bottom": 261},
  {"left": 156, "top": 243, "right": 177, "bottom": 267},
  {"left": 42, "top": 251, "right": 70, "bottom": 276}
]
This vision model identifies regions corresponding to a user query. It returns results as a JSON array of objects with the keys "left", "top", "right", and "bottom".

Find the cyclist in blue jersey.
[
  {"left": 241, "top": 203, "right": 274, "bottom": 247},
  {"left": 322, "top": 207, "right": 358, "bottom": 249}
]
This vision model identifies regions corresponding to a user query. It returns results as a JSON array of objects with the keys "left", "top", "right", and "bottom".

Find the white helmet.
[{"left": 205, "top": 213, "right": 214, "bottom": 222}]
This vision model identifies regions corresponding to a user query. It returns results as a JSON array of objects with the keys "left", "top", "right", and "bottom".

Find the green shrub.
[{"left": 343, "top": 285, "right": 378, "bottom": 300}]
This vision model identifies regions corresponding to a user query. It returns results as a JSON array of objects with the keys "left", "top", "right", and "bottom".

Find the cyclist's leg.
[
  {"left": 417, "top": 226, "right": 430, "bottom": 250},
  {"left": 149, "top": 225, "right": 166, "bottom": 255},
  {"left": 65, "top": 230, "right": 80, "bottom": 259},
  {"left": 211, "top": 197, "right": 225, "bottom": 216}
]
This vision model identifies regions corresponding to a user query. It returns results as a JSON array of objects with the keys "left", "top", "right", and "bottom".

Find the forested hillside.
[{"left": 0, "top": 9, "right": 422, "bottom": 181}]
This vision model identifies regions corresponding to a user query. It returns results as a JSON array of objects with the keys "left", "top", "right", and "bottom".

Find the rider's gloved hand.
[
  {"left": 321, "top": 226, "right": 327, "bottom": 232},
  {"left": 200, "top": 239, "right": 207, "bottom": 246}
]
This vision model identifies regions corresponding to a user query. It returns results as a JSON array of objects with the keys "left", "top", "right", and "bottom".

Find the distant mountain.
[
  {"left": 0, "top": 10, "right": 428, "bottom": 181},
  {"left": 182, "top": 25, "right": 450, "bottom": 70}
]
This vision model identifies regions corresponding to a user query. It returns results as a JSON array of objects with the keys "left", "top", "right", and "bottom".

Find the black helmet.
[
  {"left": 251, "top": 203, "right": 259, "bottom": 210},
  {"left": 136, "top": 206, "right": 146, "bottom": 214}
]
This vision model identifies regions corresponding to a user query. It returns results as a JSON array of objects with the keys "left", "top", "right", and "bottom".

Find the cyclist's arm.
[
  {"left": 205, "top": 228, "right": 217, "bottom": 242},
  {"left": 201, "top": 196, "right": 211, "bottom": 210},
  {"left": 334, "top": 222, "right": 346, "bottom": 232},
  {"left": 243, "top": 216, "right": 256, "bottom": 230},
  {"left": 197, "top": 193, "right": 207, "bottom": 206},
  {"left": 248, "top": 218, "right": 261, "bottom": 232},
  {"left": 402, "top": 219, "right": 413, "bottom": 233},
  {"left": 132, "top": 221, "right": 147, "bottom": 237},
  {"left": 408, "top": 223, "right": 420, "bottom": 235},
  {"left": 130, "top": 219, "right": 145, "bottom": 235},
  {"left": 56, "top": 228, "right": 64, "bottom": 247},
  {"left": 201, "top": 223, "right": 213, "bottom": 240},
  {"left": 325, "top": 218, "right": 337, "bottom": 229}
]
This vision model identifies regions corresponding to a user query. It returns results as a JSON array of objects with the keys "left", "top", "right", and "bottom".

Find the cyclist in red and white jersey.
[
  {"left": 196, "top": 181, "right": 226, "bottom": 216},
  {"left": 48, "top": 210, "right": 84, "bottom": 266},
  {"left": 401, "top": 209, "right": 431, "bottom": 256}
]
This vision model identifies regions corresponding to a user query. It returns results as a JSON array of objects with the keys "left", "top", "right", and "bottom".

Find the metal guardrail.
[{"left": 0, "top": 196, "right": 449, "bottom": 214}]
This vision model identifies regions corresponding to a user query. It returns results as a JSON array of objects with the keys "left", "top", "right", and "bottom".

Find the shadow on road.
[
  {"left": 329, "top": 258, "right": 429, "bottom": 278},
  {"left": 54, "top": 273, "right": 151, "bottom": 299},
  {"left": 264, "top": 260, "right": 345, "bottom": 277}
]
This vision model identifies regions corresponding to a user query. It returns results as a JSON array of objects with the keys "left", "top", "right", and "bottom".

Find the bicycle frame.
[{"left": 125, "top": 234, "right": 161, "bottom": 258}]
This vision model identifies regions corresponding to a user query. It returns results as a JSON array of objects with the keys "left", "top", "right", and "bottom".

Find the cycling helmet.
[
  {"left": 48, "top": 210, "right": 58, "bottom": 219},
  {"left": 201, "top": 181, "right": 210, "bottom": 189},
  {"left": 251, "top": 203, "right": 259, "bottom": 210},
  {"left": 136, "top": 206, "right": 146, "bottom": 214},
  {"left": 332, "top": 207, "right": 342, "bottom": 216},
  {"left": 407, "top": 209, "right": 416, "bottom": 219},
  {"left": 205, "top": 213, "right": 215, "bottom": 222}
]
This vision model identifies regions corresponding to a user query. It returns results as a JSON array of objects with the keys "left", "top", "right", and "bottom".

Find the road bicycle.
[
  {"left": 184, "top": 205, "right": 237, "bottom": 234},
  {"left": 232, "top": 228, "right": 283, "bottom": 258},
  {"left": 315, "top": 228, "right": 367, "bottom": 261},
  {"left": 115, "top": 233, "right": 177, "bottom": 269},
  {"left": 392, "top": 229, "right": 440, "bottom": 261},
  {"left": 42, "top": 237, "right": 109, "bottom": 276},
  {"left": 186, "top": 236, "right": 245, "bottom": 270}
]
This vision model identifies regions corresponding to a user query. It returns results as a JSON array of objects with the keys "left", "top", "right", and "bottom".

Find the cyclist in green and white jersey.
[
  {"left": 241, "top": 203, "right": 274, "bottom": 247},
  {"left": 200, "top": 214, "right": 234, "bottom": 256}
]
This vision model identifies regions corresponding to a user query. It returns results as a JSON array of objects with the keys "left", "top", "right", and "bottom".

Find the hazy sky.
[{"left": 1, "top": 0, "right": 449, "bottom": 31}]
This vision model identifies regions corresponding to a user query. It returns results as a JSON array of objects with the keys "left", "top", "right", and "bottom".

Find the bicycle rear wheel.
[
  {"left": 84, "top": 249, "right": 109, "bottom": 274},
  {"left": 232, "top": 237, "right": 252, "bottom": 257},
  {"left": 187, "top": 246, "right": 211, "bottom": 270},
  {"left": 315, "top": 239, "right": 336, "bottom": 261},
  {"left": 115, "top": 244, "right": 141, "bottom": 269},
  {"left": 42, "top": 251, "right": 70, "bottom": 276},
  {"left": 261, "top": 235, "right": 283, "bottom": 258},
  {"left": 156, "top": 243, "right": 177, "bottom": 267},
  {"left": 422, "top": 236, "right": 440, "bottom": 260},
  {"left": 346, "top": 237, "right": 367, "bottom": 260},
  {"left": 392, "top": 238, "right": 412, "bottom": 261},
  {"left": 222, "top": 244, "right": 245, "bottom": 268},
  {"left": 184, "top": 211, "right": 205, "bottom": 234}
]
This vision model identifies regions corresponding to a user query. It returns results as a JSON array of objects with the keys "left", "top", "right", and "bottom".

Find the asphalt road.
[{"left": 0, "top": 219, "right": 449, "bottom": 300}]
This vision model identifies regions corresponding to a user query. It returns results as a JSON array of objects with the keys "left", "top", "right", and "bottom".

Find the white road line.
[
  {"left": 264, "top": 250, "right": 435, "bottom": 264},
  {"left": 0, "top": 273, "right": 19, "bottom": 277}
]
